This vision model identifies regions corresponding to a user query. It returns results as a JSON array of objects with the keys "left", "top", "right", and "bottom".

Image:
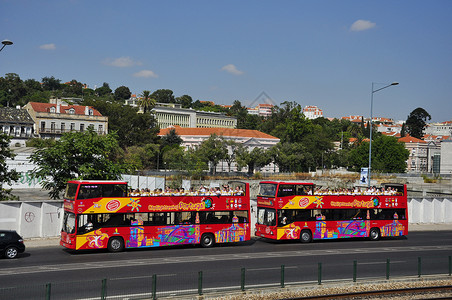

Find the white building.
[
  {"left": 159, "top": 126, "right": 280, "bottom": 173},
  {"left": 0, "top": 107, "right": 35, "bottom": 147},
  {"left": 24, "top": 99, "right": 108, "bottom": 139},
  {"left": 303, "top": 105, "right": 323, "bottom": 119},
  {"left": 247, "top": 104, "right": 274, "bottom": 118},
  {"left": 136, "top": 103, "right": 238, "bottom": 129},
  {"left": 424, "top": 121, "right": 452, "bottom": 137}
]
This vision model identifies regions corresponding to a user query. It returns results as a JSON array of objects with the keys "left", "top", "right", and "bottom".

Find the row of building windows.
[
  {"left": 197, "top": 117, "right": 235, "bottom": 127},
  {"left": 39, "top": 121, "right": 104, "bottom": 134},
  {"left": 0, "top": 125, "right": 33, "bottom": 137}
]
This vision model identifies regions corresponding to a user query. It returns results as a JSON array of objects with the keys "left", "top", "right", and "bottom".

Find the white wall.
[
  {"left": 0, "top": 201, "right": 63, "bottom": 238},
  {"left": 408, "top": 197, "right": 452, "bottom": 223}
]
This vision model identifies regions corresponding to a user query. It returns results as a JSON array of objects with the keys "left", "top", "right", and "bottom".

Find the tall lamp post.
[
  {"left": 0, "top": 39, "right": 13, "bottom": 52},
  {"left": 368, "top": 82, "right": 399, "bottom": 187}
]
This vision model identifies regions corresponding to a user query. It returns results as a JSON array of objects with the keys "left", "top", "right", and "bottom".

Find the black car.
[{"left": 0, "top": 230, "right": 26, "bottom": 259}]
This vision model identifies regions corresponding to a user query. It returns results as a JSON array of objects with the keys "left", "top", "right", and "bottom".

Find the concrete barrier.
[{"left": 1, "top": 197, "right": 451, "bottom": 239}]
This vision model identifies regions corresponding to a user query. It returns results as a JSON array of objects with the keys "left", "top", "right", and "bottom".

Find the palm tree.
[{"left": 138, "top": 90, "right": 156, "bottom": 113}]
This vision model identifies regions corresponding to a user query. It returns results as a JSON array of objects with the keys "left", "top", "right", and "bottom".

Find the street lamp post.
[
  {"left": 368, "top": 82, "right": 399, "bottom": 187},
  {"left": 0, "top": 39, "right": 13, "bottom": 52}
]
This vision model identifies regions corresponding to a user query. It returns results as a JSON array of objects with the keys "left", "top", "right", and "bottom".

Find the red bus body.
[
  {"left": 60, "top": 180, "right": 251, "bottom": 251},
  {"left": 255, "top": 181, "right": 408, "bottom": 242}
]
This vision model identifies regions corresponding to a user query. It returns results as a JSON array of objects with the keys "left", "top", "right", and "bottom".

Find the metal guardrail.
[{"left": 2, "top": 255, "right": 452, "bottom": 299}]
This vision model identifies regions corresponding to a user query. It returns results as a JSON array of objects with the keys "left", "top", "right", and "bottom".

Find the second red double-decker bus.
[
  {"left": 255, "top": 181, "right": 407, "bottom": 243},
  {"left": 61, "top": 180, "right": 250, "bottom": 252}
]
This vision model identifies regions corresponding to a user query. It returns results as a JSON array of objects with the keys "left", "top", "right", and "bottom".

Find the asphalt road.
[{"left": 2, "top": 231, "right": 452, "bottom": 299}]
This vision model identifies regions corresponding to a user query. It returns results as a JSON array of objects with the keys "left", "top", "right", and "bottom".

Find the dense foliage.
[
  {"left": 1, "top": 73, "right": 424, "bottom": 176},
  {"left": 0, "top": 133, "right": 19, "bottom": 200},
  {"left": 29, "top": 128, "right": 132, "bottom": 199}
]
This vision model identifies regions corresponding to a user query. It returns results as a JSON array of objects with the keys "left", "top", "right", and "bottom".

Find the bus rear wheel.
[
  {"left": 200, "top": 233, "right": 215, "bottom": 248},
  {"left": 369, "top": 228, "right": 380, "bottom": 241},
  {"left": 108, "top": 237, "right": 124, "bottom": 252},
  {"left": 300, "top": 230, "right": 312, "bottom": 243}
]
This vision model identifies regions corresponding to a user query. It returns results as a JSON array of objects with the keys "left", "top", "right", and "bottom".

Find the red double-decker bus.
[
  {"left": 60, "top": 180, "right": 250, "bottom": 252},
  {"left": 255, "top": 181, "right": 407, "bottom": 243}
]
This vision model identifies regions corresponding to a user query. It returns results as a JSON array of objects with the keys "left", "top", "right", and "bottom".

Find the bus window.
[
  {"left": 233, "top": 211, "right": 248, "bottom": 223},
  {"left": 259, "top": 183, "right": 277, "bottom": 197},
  {"left": 134, "top": 213, "right": 149, "bottom": 225},
  {"left": 176, "top": 211, "right": 193, "bottom": 225},
  {"left": 257, "top": 208, "right": 276, "bottom": 226},
  {"left": 78, "top": 185, "right": 102, "bottom": 200},
  {"left": 103, "top": 184, "right": 127, "bottom": 197},
  {"left": 278, "top": 185, "right": 295, "bottom": 197},
  {"left": 295, "top": 185, "right": 309, "bottom": 195}
]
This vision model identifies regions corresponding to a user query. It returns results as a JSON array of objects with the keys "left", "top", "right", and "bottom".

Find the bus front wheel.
[
  {"left": 200, "top": 233, "right": 215, "bottom": 248},
  {"left": 300, "top": 230, "right": 312, "bottom": 243},
  {"left": 108, "top": 237, "right": 124, "bottom": 252},
  {"left": 369, "top": 228, "right": 380, "bottom": 241}
]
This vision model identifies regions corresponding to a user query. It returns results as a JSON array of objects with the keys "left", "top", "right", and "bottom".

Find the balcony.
[{"left": 39, "top": 128, "right": 107, "bottom": 135}]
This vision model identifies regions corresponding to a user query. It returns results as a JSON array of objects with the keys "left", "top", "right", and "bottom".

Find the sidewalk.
[{"left": 23, "top": 223, "right": 452, "bottom": 248}]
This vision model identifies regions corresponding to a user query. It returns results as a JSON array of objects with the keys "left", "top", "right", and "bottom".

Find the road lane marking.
[{"left": 3, "top": 244, "right": 452, "bottom": 276}]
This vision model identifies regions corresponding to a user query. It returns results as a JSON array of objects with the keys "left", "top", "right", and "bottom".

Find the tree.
[
  {"left": 0, "top": 133, "right": 20, "bottom": 200},
  {"left": 196, "top": 134, "right": 228, "bottom": 174},
  {"left": 151, "top": 89, "right": 175, "bottom": 104},
  {"left": 82, "top": 98, "right": 159, "bottom": 148},
  {"left": 406, "top": 107, "right": 431, "bottom": 139},
  {"left": 41, "top": 76, "right": 62, "bottom": 91},
  {"left": 161, "top": 128, "right": 183, "bottom": 148},
  {"left": 29, "top": 128, "right": 132, "bottom": 199},
  {"left": 124, "top": 143, "right": 160, "bottom": 170},
  {"left": 114, "top": 86, "right": 131, "bottom": 102},
  {"left": 270, "top": 142, "right": 315, "bottom": 172},
  {"left": 138, "top": 90, "right": 156, "bottom": 113},
  {"left": 400, "top": 123, "right": 407, "bottom": 137},
  {"left": 372, "top": 135, "right": 409, "bottom": 173},
  {"left": 235, "top": 146, "right": 271, "bottom": 175},
  {"left": 0, "top": 73, "right": 27, "bottom": 107},
  {"left": 348, "top": 135, "right": 409, "bottom": 173},
  {"left": 63, "top": 79, "right": 84, "bottom": 97},
  {"left": 162, "top": 146, "right": 186, "bottom": 170},
  {"left": 95, "top": 82, "right": 112, "bottom": 97},
  {"left": 175, "top": 94, "right": 193, "bottom": 108}
]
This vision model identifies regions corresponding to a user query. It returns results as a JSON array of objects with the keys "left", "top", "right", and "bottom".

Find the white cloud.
[
  {"left": 133, "top": 70, "right": 158, "bottom": 78},
  {"left": 103, "top": 56, "right": 142, "bottom": 67},
  {"left": 350, "top": 19, "right": 376, "bottom": 32},
  {"left": 39, "top": 43, "right": 56, "bottom": 50},
  {"left": 221, "top": 64, "right": 244, "bottom": 75}
]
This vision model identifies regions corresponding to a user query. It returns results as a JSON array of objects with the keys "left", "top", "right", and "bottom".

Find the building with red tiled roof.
[
  {"left": 247, "top": 103, "right": 274, "bottom": 118},
  {"left": 424, "top": 121, "right": 452, "bottom": 137},
  {"left": 159, "top": 126, "right": 280, "bottom": 173},
  {"left": 342, "top": 116, "right": 364, "bottom": 123},
  {"left": 24, "top": 99, "right": 108, "bottom": 139},
  {"left": 398, "top": 135, "right": 429, "bottom": 173},
  {"left": 375, "top": 123, "right": 402, "bottom": 135},
  {"left": 303, "top": 105, "right": 323, "bottom": 119}
]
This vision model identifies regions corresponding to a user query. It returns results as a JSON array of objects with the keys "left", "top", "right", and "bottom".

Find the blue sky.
[{"left": 2, "top": 0, "right": 451, "bottom": 122}]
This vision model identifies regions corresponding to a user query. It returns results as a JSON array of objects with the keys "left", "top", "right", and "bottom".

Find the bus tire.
[
  {"left": 200, "top": 233, "right": 215, "bottom": 248},
  {"left": 300, "top": 230, "right": 312, "bottom": 243},
  {"left": 369, "top": 228, "right": 380, "bottom": 241},
  {"left": 108, "top": 237, "right": 124, "bottom": 252}
]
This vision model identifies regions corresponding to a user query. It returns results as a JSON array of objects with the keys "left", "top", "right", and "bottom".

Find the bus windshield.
[
  {"left": 64, "top": 183, "right": 78, "bottom": 200},
  {"left": 62, "top": 212, "right": 76, "bottom": 234},
  {"left": 258, "top": 183, "right": 277, "bottom": 197}
]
